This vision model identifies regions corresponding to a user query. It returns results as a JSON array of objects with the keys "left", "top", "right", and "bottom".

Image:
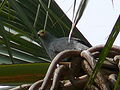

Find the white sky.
[{"left": 55, "top": 0, "right": 120, "bottom": 46}]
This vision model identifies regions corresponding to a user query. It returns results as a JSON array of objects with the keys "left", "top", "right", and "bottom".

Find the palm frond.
[
  {"left": 0, "top": 17, "right": 14, "bottom": 64},
  {"left": 0, "top": 63, "right": 49, "bottom": 85},
  {"left": 72, "top": 0, "right": 76, "bottom": 20},
  {"left": 68, "top": 0, "right": 88, "bottom": 42},
  {"left": 0, "top": 0, "right": 91, "bottom": 65}
]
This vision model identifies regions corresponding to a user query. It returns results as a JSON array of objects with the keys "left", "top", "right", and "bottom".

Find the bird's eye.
[{"left": 41, "top": 31, "right": 45, "bottom": 34}]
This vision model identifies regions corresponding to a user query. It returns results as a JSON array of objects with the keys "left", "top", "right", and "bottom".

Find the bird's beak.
[{"left": 37, "top": 31, "right": 41, "bottom": 37}]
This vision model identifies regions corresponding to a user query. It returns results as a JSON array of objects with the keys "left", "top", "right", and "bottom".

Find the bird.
[
  {"left": 37, "top": 30, "right": 91, "bottom": 60},
  {"left": 38, "top": 30, "right": 92, "bottom": 84}
]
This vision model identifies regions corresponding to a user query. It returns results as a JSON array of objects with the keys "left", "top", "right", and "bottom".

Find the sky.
[{"left": 55, "top": 0, "right": 120, "bottom": 46}]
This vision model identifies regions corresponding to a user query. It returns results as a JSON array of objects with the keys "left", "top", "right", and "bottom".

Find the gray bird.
[{"left": 37, "top": 30, "right": 91, "bottom": 60}]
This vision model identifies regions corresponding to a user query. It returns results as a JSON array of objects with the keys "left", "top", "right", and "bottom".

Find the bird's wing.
[
  {"left": 48, "top": 37, "right": 90, "bottom": 60},
  {"left": 72, "top": 37, "right": 92, "bottom": 48}
]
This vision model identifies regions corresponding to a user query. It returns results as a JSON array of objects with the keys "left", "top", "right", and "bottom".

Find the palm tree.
[{"left": 0, "top": 0, "right": 119, "bottom": 89}]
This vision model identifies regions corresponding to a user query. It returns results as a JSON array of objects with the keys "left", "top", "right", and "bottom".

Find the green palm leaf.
[
  {"left": 0, "top": 0, "right": 91, "bottom": 64},
  {"left": 0, "top": 63, "right": 49, "bottom": 85}
]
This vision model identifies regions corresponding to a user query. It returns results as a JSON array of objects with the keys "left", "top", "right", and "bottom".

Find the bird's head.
[
  {"left": 37, "top": 30, "right": 46, "bottom": 38},
  {"left": 37, "top": 30, "right": 56, "bottom": 44}
]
